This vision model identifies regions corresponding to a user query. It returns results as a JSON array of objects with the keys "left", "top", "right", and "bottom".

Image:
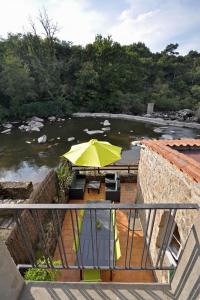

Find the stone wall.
[
  {"left": 5, "top": 170, "right": 61, "bottom": 264},
  {"left": 136, "top": 146, "right": 199, "bottom": 283},
  {"left": 0, "top": 181, "right": 33, "bottom": 200}
]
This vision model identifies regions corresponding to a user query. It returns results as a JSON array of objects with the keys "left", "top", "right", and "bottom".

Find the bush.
[
  {"left": 0, "top": 105, "right": 9, "bottom": 121},
  {"left": 21, "top": 99, "right": 73, "bottom": 118},
  {"left": 24, "top": 259, "right": 61, "bottom": 281}
]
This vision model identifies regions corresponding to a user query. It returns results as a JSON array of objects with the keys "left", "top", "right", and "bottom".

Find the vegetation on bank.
[{"left": 0, "top": 12, "right": 200, "bottom": 122}]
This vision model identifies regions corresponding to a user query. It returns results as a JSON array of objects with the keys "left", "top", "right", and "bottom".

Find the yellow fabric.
[
  {"left": 82, "top": 269, "right": 101, "bottom": 282},
  {"left": 73, "top": 210, "right": 84, "bottom": 252},
  {"left": 112, "top": 210, "right": 121, "bottom": 260},
  {"left": 62, "top": 139, "right": 122, "bottom": 167}
]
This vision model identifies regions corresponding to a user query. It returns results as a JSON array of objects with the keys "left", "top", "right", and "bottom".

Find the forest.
[{"left": 0, "top": 12, "right": 200, "bottom": 121}]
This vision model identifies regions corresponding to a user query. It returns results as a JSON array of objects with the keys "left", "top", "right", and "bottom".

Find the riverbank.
[{"left": 73, "top": 112, "right": 200, "bottom": 129}]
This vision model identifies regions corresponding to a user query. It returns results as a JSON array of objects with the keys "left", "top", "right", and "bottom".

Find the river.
[{"left": 0, "top": 117, "right": 199, "bottom": 182}]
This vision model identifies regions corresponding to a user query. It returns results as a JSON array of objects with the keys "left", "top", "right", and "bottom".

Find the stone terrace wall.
[
  {"left": 136, "top": 146, "right": 199, "bottom": 282},
  {"left": 6, "top": 170, "right": 59, "bottom": 264}
]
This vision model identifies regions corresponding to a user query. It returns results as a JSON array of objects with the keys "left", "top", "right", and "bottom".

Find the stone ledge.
[{"left": 0, "top": 181, "right": 33, "bottom": 200}]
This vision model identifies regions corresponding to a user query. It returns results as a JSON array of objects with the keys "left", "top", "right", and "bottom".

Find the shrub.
[{"left": 24, "top": 259, "right": 61, "bottom": 281}]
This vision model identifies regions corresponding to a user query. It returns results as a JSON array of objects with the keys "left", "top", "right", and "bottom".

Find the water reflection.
[
  {"left": 0, "top": 162, "right": 50, "bottom": 182},
  {"left": 0, "top": 117, "right": 199, "bottom": 182}
]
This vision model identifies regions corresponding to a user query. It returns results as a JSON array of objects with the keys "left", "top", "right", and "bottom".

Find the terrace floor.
[{"left": 54, "top": 182, "right": 155, "bottom": 283}]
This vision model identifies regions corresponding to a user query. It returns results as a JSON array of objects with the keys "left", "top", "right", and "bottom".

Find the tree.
[{"left": 0, "top": 51, "right": 36, "bottom": 118}]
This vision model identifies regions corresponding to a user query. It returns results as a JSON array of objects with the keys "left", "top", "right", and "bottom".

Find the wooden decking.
[{"left": 54, "top": 183, "right": 155, "bottom": 283}]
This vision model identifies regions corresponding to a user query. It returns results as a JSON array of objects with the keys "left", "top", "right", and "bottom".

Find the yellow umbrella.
[{"left": 63, "top": 139, "right": 122, "bottom": 167}]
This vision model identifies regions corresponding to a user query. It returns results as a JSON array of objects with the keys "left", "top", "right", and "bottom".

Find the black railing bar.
[
  {"left": 1, "top": 203, "right": 198, "bottom": 210},
  {"left": 70, "top": 210, "right": 80, "bottom": 268},
  {"left": 125, "top": 209, "right": 131, "bottom": 268},
  {"left": 35, "top": 210, "right": 54, "bottom": 269},
  {"left": 15, "top": 211, "right": 37, "bottom": 267},
  {"left": 109, "top": 208, "right": 111, "bottom": 269},
  {"left": 75, "top": 210, "right": 83, "bottom": 268},
  {"left": 160, "top": 209, "right": 177, "bottom": 268},
  {"left": 113, "top": 209, "right": 116, "bottom": 268},
  {"left": 155, "top": 209, "right": 173, "bottom": 268},
  {"left": 51, "top": 210, "right": 65, "bottom": 268},
  {"left": 89, "top": 209, "right": 95, "bottom": 267},
  {"left": 94, "top": 209, "right": 99, "bottom": 268},
  {"left": 17, "top": 264, "right": 176, "bottom": 271},
  {"left": 144, "top": 209, "right": 156, "bottom": 268},
  {"left": 32, "top": 210, "right": 51, "bottom": 268},
  {"left": 55, "top": 210, "right": 69, "bottom": 268},
  {"left": 128, "top": 209, "right": 137, "bottom": 268},
  {"left": 71, "top": 164, "right": 138, "bottom": 168},
  {"left": 19, "top": 211, "right": 38, "bottom": 267},
  {"left": 141, "top": 209, "right": 151, "bottom": 268}
]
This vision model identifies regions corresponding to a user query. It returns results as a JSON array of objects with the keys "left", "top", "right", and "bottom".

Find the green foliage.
[
  {"left": 56, "top": 162, "right": 73, "bottom": 190},
  {"left": 0, "top": 105, "right": 9, "bottom": 121},
  {"left": 24, "top": 259, "right": 61, "bottom": 281},
  {"left": 0, "top": 26, "right": 200, "bottom": 119}
]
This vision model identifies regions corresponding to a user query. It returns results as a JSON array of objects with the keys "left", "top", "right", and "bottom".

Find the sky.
[{"left": 0, "top": 0, "right": 200, "bottom": 54}]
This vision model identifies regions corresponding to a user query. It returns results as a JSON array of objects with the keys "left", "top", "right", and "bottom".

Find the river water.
[{"left": 0, "top": 117, "right": 199, "bottom": 182}]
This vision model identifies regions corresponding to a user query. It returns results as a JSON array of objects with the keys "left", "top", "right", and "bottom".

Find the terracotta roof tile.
[{"left": 141, "top": 139, "right": 200, "bottom": 183}]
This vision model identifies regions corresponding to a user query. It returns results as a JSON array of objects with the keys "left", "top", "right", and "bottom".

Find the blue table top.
[{"left": 76, "top": 201, "right": 114, "bottom": 268}]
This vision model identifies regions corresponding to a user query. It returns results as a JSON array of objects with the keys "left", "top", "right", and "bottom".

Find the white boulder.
[
  {"left": 48, "top": 116, "right": 56, "bottom": 122},
  {"left": 86, "top": 130, "right": 103, "bottom": 135},
  {"left": 1, "top": 129, "right": 11, "bottom": 134},
  {"left": 161, "top": 134, "right": 173, "bottom": 140},
  {"left": 25, "top": 126, "right": 31, "bottom": 132},
  {"left": 102, "top": 127, "right": 111, "bottom": 131},
  {"left": 31, "top": 116, "right": 44, "bottom": 122},
  {"left": 57, "top": 118, "right": 65, "bottom": 122},
  {"left": 153, "top": 128, "right": 163, "bottom": 133},
  {"left": 2, "top": 123, "right": 13, "bottom": 129},
  {"left": 38, "top": 135, "right": 47, "bottom": 144},
  {"left": 28, "top": 120, "right": 44, "bottom": 129},
  {"left": 31, "top": 127, "right": 40, "bottom": 132},
  {"left": 103, "top": 120, "right": 110, "bottom": 126},
  {"left": 67, "top": 137, "right": 75, "bottom": 142},
  {"left": 18, "top": 125, "right": 25, "bottom": 130}
]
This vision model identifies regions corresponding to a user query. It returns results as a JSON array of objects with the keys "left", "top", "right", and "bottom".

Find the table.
[
  {"left": 76, "top": 201, "right": 114, "bottom": 280},
  {"left": 87, "top": 181, "right": 101, "bottom": 193}
]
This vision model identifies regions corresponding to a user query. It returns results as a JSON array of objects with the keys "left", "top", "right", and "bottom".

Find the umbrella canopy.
[{"left": 62, "top": 139, "right": 122, "bottom": 167}]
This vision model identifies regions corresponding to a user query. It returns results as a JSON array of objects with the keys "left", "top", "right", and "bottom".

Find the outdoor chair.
[
  {"left": 69, "top": 173, "right": 86, "bottom": 199},
  {"left": 105, "top": 172, "right": 118, "bottom": 183},
  {"left": 105, "top": 179, "right": 120, "bottom": 202}
]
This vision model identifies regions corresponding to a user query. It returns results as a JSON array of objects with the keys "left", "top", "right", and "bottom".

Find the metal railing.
[
  {"left": 0, "top": 203, "right": 198, "bottom": 272},
  {"left": 71, "top": 164, "right": 138, "bottom": 174}
]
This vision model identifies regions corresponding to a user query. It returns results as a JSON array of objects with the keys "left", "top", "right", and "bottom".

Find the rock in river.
[
  {"left": 161, "top": 134, "right": 173, "bottom": 140},
  {"left": 103, "top": 120, "right": 110, "bottom": 126},
  {"left": 102, "top": 127, "right": 111, "bottom": 131},
  {"left": 31, "top": 127, "right": 40, "bottom": 132},
  {"left": 31, "top": 116, "right": 44, "bottom": 122},
  {"left": 2, "top": 123, "right": 13, "bottom": 129},
  {"left": 48, "top": 116, "right": 56, "bottom": 122},
  {"left": 38, "top": 135, "right": 47, "bottom": 144},
  {"left": 67, "top": 137, "right": 75, "bottom": 142},
  {"left": 1, "top": 129, "right": 11, "bottom": 134},
  {"left": 153, "top": 128, "right": 163, "bottom": 133},
  {"left": 86, "top": 130, "right": 103, "bottom": 135}
]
